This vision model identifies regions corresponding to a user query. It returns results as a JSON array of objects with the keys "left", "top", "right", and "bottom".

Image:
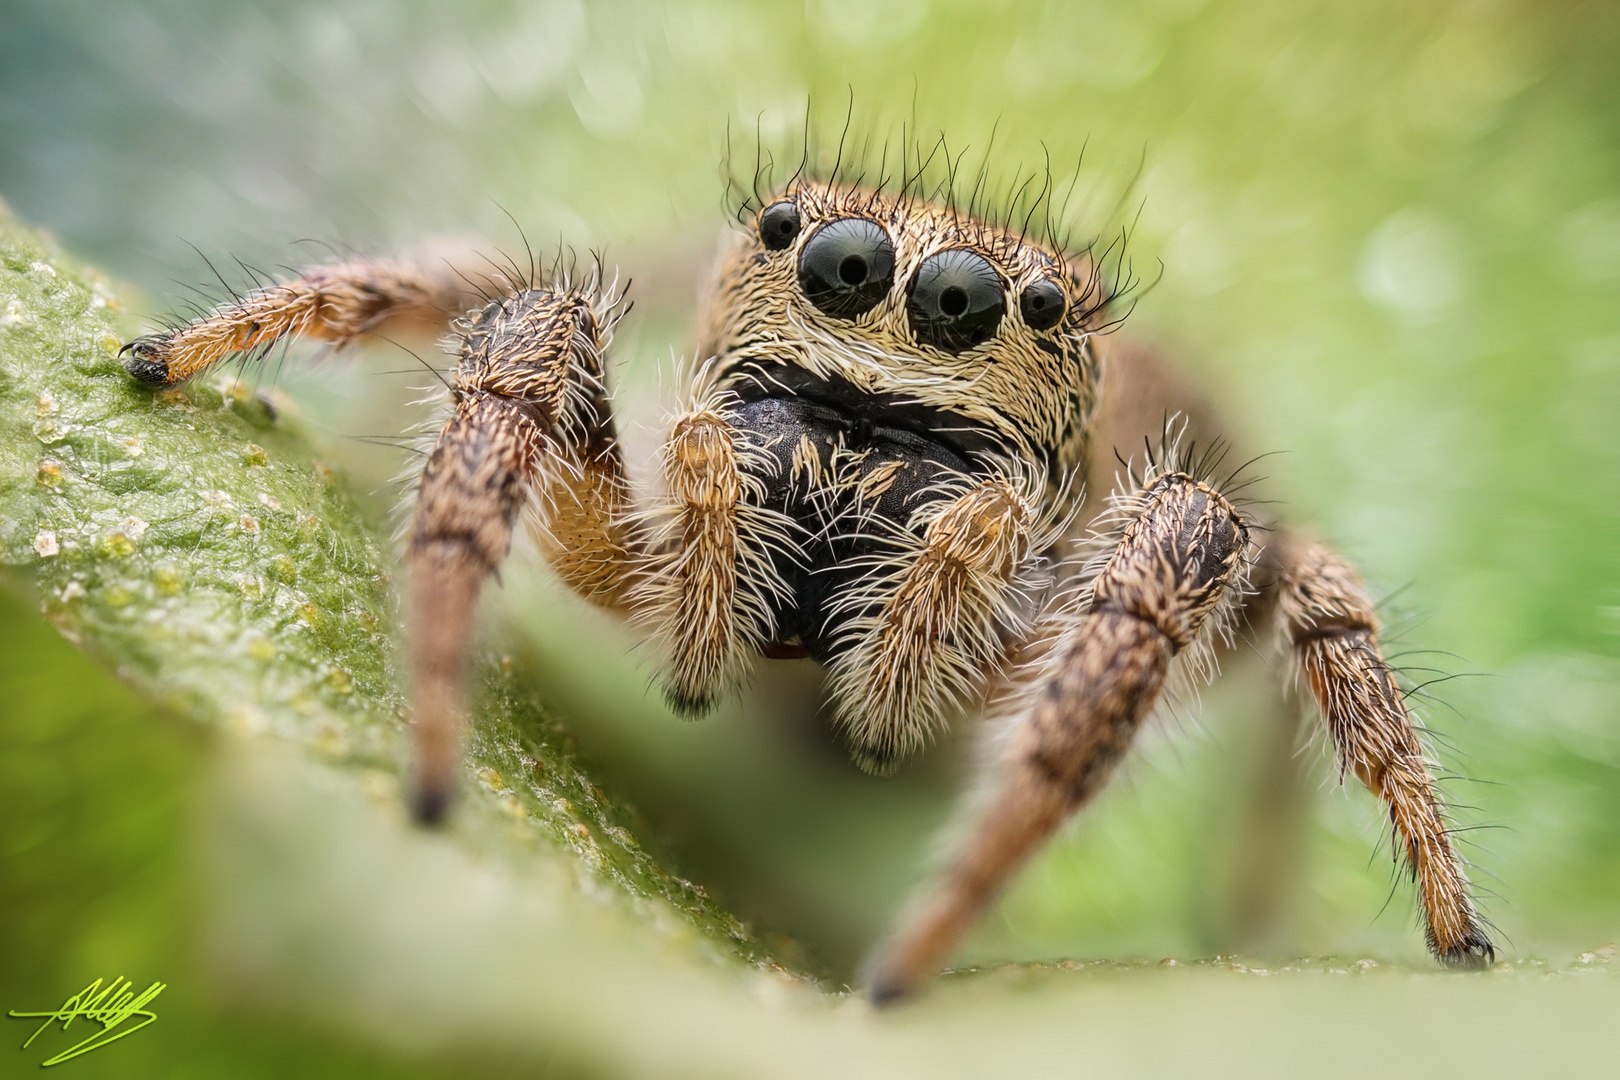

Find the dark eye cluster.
[
  {"left": 1019, "top": 278, "right": 1065, "bottom": 332},
  {"left": 757, "top": 202, "right": 1068, "bottom": 353},
  {"left": 758, "top": 201, "right": 801, "bottom": 250},
  {"left": 908, "top": 249, "right": 1002, "bottom": 352},
  {"left": 798, "top": 217, "right": 895, "bottom": 318}
]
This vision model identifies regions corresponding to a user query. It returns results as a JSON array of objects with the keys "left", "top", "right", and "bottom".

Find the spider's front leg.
[
  {"left": 409, "top": 287, "right": 634, "bottom": 822},
  {"left": 830, "top": 477, "right": 1038, "bottom": 775},
  {"left": 121, "top": 251, "right": 631, "bottom": 822},
  {"left": 121, "top": 256, "right": 477, "bottom": 385},
  {"left": 1273, "top": 540, "right": 1493, "bottom": 967},
  {"left": 633, "top": 398, "right": 797, "bottom": 715},
  {"left": 865, "top": 471, "right": 1251, "bottom": 1003}
]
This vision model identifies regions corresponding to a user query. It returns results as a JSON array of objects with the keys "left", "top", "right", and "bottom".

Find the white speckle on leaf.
[
  {"left": 32, "top": 418, "right": 67, "bottom": 443},
  {"left": 33, "top": 530, "right": 59, "bottom": 557},
  {"left": 1, "top": 299, "right": 31, "bottom": 329}
]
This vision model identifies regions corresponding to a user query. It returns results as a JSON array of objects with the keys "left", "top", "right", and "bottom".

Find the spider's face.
[
  {"left": 697, "top": 182, "right": 1106, "bottom": 489},
  {"left": 679, "top": 182, "right": 1107, "bottom": 667}
]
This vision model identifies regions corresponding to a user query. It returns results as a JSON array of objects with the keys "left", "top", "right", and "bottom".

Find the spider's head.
[
  {"left": 683, "top": 182, "right": 1111, "bottom": 672},
  {"left": 697, "top": 180, "right": 1110, "bottom": 486}
]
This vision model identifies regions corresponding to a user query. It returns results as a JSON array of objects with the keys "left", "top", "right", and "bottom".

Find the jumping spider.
[{"left": 120, "top": 155, "right": 1495, "bottom": 1000}]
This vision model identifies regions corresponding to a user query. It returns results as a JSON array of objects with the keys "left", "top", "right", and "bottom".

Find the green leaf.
[
  {"left": 0, "top": 199, "right": 769, "bottom": 971},
  {"left": 4, "top": 200, "right": 1617, "bottom": 1080}
]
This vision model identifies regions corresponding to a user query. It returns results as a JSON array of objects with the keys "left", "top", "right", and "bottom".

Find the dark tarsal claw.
[
  {"left": 865, "top": 979, "right": 912, "bottom": 1008},
  {"left": 120, "top": 336, "right": 171, "bottom": 387},
  {"left": 410, "top": 780, "right": 453, "bottom": 827},
  {"left": 1439, "top": 933, "right": 1496, "bottom": 971}
]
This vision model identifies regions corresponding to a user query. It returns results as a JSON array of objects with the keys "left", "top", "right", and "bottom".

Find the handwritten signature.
[{"left": 9, "top": 977, "right": 165, "bottom": 1067}]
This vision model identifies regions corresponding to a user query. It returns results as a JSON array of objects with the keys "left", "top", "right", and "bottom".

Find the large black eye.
[
  {"left": 797, "top": 218, "right": 895, "bottom": 318},
  {"left": 758, "top": 201, "right": 800, "bottom": 251},
  {"left": 1019, "top": 278, "right": 1066, "bottom": 331},
  {"left": 907, "top": 249, "right": 1005, "bottom": 352}
]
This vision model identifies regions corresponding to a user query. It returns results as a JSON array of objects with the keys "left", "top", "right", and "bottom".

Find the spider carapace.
[{"left": 122, "top": 168, "right": 1495, "bottom": 1001}]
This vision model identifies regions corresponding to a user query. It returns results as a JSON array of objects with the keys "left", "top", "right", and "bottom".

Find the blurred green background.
[{"left": 2, "top": 0, "right": 1618, "bottom": 1075}]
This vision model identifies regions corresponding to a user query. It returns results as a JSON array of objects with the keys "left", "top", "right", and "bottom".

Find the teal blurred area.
[{"left": 3, "top": 0, "right": 1619, "bottom": 1072}]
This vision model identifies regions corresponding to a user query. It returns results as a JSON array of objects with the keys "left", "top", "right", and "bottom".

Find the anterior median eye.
[
  {"left": 1019, "top": 277, "right": 1066, "bottom": 331},
  {"left": 798, "top": 218, "right": 895, "bottom": 318},
  {"left": 758, "top": 201, "right": 800, "bottom": 251},
  {"left": 907, "top": 249, "right": 1004, "bottom": 352}
]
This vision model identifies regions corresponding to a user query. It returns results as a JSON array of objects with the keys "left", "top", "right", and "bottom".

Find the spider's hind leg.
[{"left": 1271, "top": 537, "right": 1493, "bottom": 968}]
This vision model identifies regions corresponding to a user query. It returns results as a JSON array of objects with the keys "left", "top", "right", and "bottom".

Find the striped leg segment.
[
  {"left": 864, "top": 472, "right": 1250, "bottom": 1003},
  {"left": 830, "top": 478, "right": 1036, "bottom": 775},
  {"left": 1275, "top": 541, "right": 1492, "bottom": 968},
  {"left": 408, "top": 286, "right": 632, "bottom": 822},
  {"left": 635, "top": 407, "right": 792, "bottom": 715},
  {"left": 648, "top": 411, "right": 747, "bottom": 714},
  {"left": 121, "top": 257, "right": 474, "bottom": 385}
]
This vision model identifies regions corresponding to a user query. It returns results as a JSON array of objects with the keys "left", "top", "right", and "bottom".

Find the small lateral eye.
[
  {"left": 798, "top": 218, "right": 896, "bottom": 318},
  {"left": 1019, "top": 278, "right": 1067, "bottom": 332},
  {"left": 907, "top": 249, "right": 1004, "bottom": 353},
  {"left": 758, "top": 201, "right": 800, "bottom": 251}
]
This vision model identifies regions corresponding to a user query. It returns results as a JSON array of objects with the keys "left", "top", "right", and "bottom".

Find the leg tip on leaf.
[
  {"left": 1439, "top": 933, "right": 1496, "bottom": 971},
  {"left": 120, "top": 337, "right": 171, "bottom": 387},
  {"left": 411, "top": 783, "right": 452, "bottom": 827},
  {"left": 865, "top": 978, "right": 913, "bottom": 1008}
]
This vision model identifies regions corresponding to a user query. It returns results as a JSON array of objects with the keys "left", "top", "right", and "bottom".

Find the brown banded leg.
[
  {"left": 409, "top": 286, "right": 633, "bottom": 822},
  {"left": 531, "top": 424, "right": 636, "bottom": 610},
  {"left": 830, "top": 477, "right": 1036, "bottom": 775},
  {"left": 1275, "top": 539, "right": 1492, "bottom": 968},
  {"left": 864, "top": 471, "right": 1251, "bottom": 1003},
  {"left": 1089, "top": 345, "right": 1315, "bottom": 948},
  {"left": 636, "top": 407, "right": 791, "bottom": 714},
  {"left": 121, "top": 256, "right": 478, "bottom": 385}
]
